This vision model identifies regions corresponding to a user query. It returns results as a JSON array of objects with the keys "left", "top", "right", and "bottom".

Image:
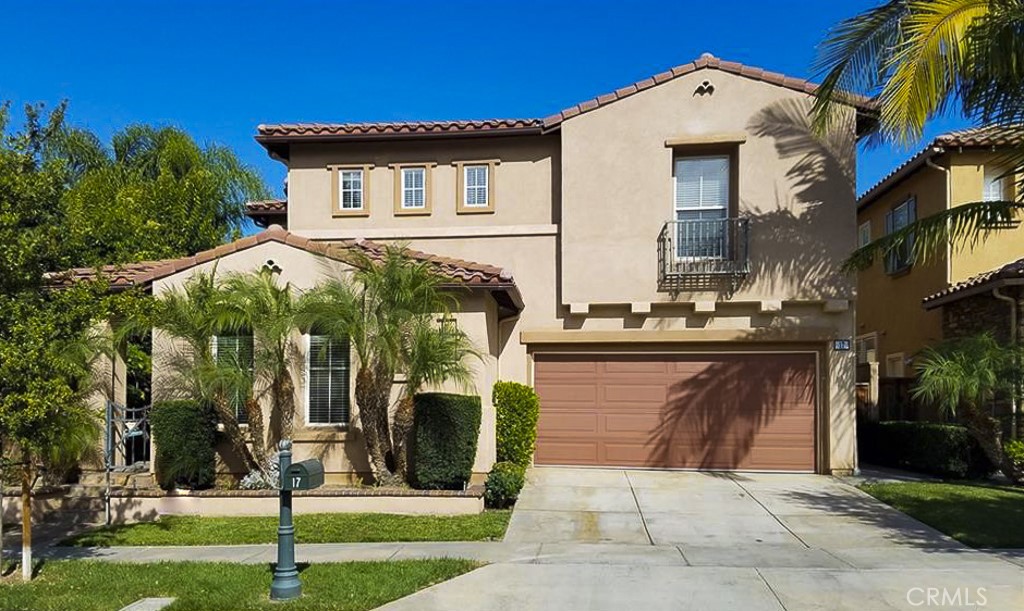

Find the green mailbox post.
[{"left": 270, "top": 441, "right": 324, "bottom": 601}]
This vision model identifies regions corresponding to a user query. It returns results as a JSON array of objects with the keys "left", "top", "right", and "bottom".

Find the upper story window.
[
  {"left": 392, "top": 163, "right": 434, "bottom": 216},
  {"left": 329, "top": 164, "right": 372, "bottom": 217},
  {"left": 884, "top": 197, "right": 916, "bottom": 275},
  {"left": 674, "top": 155, "right": 731, "bottom": 259},
  {"left": 855, "top": 333, "right": 877, "bottom": 365},
  {"left": 858, "top": 221, "right": 871, "bottom": 249},
  {"left": 984, "top": 166, "right": 1007, "bottom": 202},
  {"left": 305, "top": 334, "right": 350, "bottom": 426},
  {"left": 454, "top": 160, "right": 498, "bottom": 214},
  {"left": 212, "top": 333, "right": 254, "bottom": 424}
]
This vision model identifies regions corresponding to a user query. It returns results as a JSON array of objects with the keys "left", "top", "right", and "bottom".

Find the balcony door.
[{"left": 674, "top": 155, "right": 730, "bottom": 259}]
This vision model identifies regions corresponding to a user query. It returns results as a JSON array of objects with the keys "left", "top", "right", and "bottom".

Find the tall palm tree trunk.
[
  {"left": 20, "top": 451, "right": 32, "bottom": 581},
  {"left": 211, "top": 398, "right": 265, "bottom": 474},
  {"left": 273, "top": 373, "right": 296, "bottom": 443},
  {"left": 355, "top": 364, "right": 400, "bottom": 486},
  {"left": 963, "top": 405, "right": 1024, "bottom": 485}
]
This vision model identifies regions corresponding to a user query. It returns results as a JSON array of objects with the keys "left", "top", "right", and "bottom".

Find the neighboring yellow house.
[
  {"left": 73, "top": 54, "right": 874, "bottom": 478},
  {"left": 856, "top": 126, "right": 1024, "bottom": 389}
]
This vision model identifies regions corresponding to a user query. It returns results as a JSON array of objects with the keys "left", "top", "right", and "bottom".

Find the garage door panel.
[{"left": 535, "top": 352, "right": 816, "bottom": 471}]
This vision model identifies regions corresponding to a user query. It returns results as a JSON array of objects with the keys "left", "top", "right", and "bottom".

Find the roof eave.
[{"left": 923, "top": 277, "right": 1024, "bottom": 310}]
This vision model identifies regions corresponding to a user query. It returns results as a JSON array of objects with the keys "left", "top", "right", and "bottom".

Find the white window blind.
[
  {"left": 213, "top": 334, "right": 254, "bottom": 423},
  {"left": 306, "top": 335, "right": 350, "bottom": 425},
  {"left": 340, "top": 170, "right": 363, "bottom": 210},
  {"left": 464, "top": 165, "right": 488, "bottom": 206},
  {"left": 984, "top": 167, "right": 1005, "bottom": 202},
  {"left": 675, "top": 156, "right": 729, "bottom": 220},
  {"left": 402, "top": 167, "right": 426, "bottom": 209}
]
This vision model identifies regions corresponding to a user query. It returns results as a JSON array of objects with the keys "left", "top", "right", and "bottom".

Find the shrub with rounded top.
[
  {"left": 412, "top": 392, "right": 482, "bottom": 490},
  {"left": 858, "top": 420, "right": 995, "bottom": 479},
  {"left": 484, "top": 461, "right": 526, "bottom": 508},
  {"left": 493, "top": 381, "right": 540, "bottom": 467},
  {"left": 150, "top": 400, "right": 217, "bottom": 490}
]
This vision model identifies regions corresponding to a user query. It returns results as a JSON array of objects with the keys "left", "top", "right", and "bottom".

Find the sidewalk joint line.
[
  {"left": 730, "top": 476, "right": 810, "bottom": 549},
  {"left": 624, "top": 471, "right": 654, "bottom": 546},
  {"left": 755, "top": 567, "right": 790, "bottom": 611}
]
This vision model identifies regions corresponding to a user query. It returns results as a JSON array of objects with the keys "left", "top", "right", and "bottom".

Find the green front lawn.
[
  {"left": 860, "top": 481, "right": 1024, "bottom": 548},
  {"left": 64, "top": 511, "right": 511, "bottom": 547},
  {"left": 0, "top": 559, "right": 477, "bottom": 611}
]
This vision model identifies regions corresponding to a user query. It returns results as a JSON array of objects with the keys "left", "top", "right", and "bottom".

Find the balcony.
[{"left": 658, "top": 218, "right": 750, "bottom": 292}]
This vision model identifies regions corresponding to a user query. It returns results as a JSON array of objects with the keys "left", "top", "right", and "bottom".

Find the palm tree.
[
  {"left": 298, "top": 245, "right": 478, "bottom": 486},
  {"left": 813, "top": 0, "right": 1024, "bottom": 269},
  {"left": 913, "top": 333, "right": 1024, "bottom": 484}
]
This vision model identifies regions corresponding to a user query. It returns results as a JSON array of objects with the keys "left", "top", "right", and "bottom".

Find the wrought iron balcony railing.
[{"left": 658, "top": 218, "right": 750, "bottom": 289}]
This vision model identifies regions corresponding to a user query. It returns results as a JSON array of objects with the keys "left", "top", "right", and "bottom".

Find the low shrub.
[
  {"left": 1005, "top": 439, "right": 1024, "bottom": 472},
  {"left": 150, "top": 400, "right": 217, "bottom": 490},
  {"left": 484, "top": 461, "right": 526, "bottom": 509},
  {"left": 412, "top": 393, "right": 482, "bottom": 490},
  {"left": 493, "top": 381, "right": 540, "bottom": 467},
  {"left": 858, "top": 420, "right": 995, "bottom": 479}
]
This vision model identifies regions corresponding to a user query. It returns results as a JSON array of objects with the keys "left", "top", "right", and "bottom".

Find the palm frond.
[
  {"left": 912, "top": 332, "right": 1023, "bottom": 415},
  {"left": 844, "top": 199, "right": 1024, "bottom": 271},
  {"left": 960, "top": 1, "right": 1024, "bottom": 125}
]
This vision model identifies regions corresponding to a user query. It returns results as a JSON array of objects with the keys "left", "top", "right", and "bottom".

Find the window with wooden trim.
[
  {"left": 212, "top": 334, "right": 254, "bottom": 423},
  {"left": 401, "top": 167, "right": 426, "bottom": 209},
  {"left": 330, "top": 165, "right": 372, "bottom": 217},
  {"left": 454, "top": 160, "right": 496, "bottom": 213},
  {"left": 884, "top": 197, "right": 915, "bottom": 274},
  {"left": 305, "top": 335, "right": 350, "bottom": 425}
]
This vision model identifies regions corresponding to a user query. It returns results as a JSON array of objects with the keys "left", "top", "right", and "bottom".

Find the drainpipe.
[
  {"left": 925, "top": 154, "right": 952, "bottom": 281},
  {"left": 993, "top": 287, "right": 1021, "bottom": 439}
]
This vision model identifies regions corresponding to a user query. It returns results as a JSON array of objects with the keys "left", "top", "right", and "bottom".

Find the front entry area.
[{"left": 533, "top": 351, "right": 817, "bottom": 471}]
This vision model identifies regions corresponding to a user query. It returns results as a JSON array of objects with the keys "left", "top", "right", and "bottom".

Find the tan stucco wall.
[
  {"left": 149, "top": 241, "right": 498, "bottom": 480},
  {"left": 558, "top": 70, "right": 857, "bottom": 305},
  {"left": 285, "top": 136, "right": 559, "bottom": 234},
  {"left": 948, "top": 151, "right": 1024, "bottom": 282},
  {"left": 856, "top": 165, "right": 947, "bottom": 369}
]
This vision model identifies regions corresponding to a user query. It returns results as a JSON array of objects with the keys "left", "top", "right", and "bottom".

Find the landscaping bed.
[
  {"left": 64, "top": 510, "right": 511, "bottom": 547},
  {"left": 860, "top": 481, "right": 1024, "bottom": 548},
  {"left": 0, "top": 559, "right": 478, "bottom": 610}
]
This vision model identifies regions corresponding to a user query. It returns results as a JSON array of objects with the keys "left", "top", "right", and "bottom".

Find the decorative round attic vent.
[{"left": 694, "top": 80, "right": 715, "bottom": 96}]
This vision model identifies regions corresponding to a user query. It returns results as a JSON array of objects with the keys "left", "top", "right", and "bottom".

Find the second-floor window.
[
  {"left": 984, "top": 167, "right": 1007, "bottom": 202},
  {"left": 401, "top": 167, "right": 426, "bottom": 210},
  {"left": 674, "top": 155, "right": 730, "bottom": 259},
  {"left": 212, "top": 333, "right": 254, "bottom": 424},
  {"left": 884, "top": 197, "right": 916, "bottom": 274},
  {"left": 858, "top": 221, "right": 871, "bottom": 249},
  {"left": 340, "top": 170, "right": 364, "bottom": 210},
  {"left": 464, "top": 165, "right": 489, "bottom": 207}
]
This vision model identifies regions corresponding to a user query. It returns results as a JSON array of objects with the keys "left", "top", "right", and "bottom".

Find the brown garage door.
[{"left": 534, "top": 352, "right": 816, "bottom": 471}]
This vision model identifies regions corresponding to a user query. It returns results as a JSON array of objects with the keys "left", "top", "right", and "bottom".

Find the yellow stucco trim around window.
[
  {"left": 389, "top": 163, "right": 436, "bottom": 216},
  {"left": 328, "top": 164, "right": 373, "bottom": 218},
  {"left": 454, "top": 159, "right": 499, "bottom": 214}
]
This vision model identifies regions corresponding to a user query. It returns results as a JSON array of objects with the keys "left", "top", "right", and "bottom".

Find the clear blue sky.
[{"left": 4, "top": 0, "right": 971, "bottom": 200}]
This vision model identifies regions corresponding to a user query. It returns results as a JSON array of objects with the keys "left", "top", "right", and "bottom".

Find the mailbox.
[{"left": 282, "top": 458, "right": 325, "bottom": 490}]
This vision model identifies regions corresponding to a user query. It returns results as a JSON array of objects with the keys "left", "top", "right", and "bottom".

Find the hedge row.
[
  {"left": 150, "top": 400, "right": 217, "bottom": 490},
  {"left": 493, "top": 381, "right": 540, "bottom": 467},
  {"left": 858, "top": 420, "right": 995, "bottom": 479},
  {"left": 412, "top": 393, "right": 482, "bottom": 490}
]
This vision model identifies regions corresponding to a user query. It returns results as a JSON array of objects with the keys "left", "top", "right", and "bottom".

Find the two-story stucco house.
[
  {"left": 855, "top": 126, "right": 1024, "bottom": 420},
  {"left": 82, "top": 54, "right": 874, "bottom": 479}
]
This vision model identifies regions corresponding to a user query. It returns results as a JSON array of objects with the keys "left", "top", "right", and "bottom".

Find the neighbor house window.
[
  {"left": 984, "top": 167, "right": 1007, "bottom": 202},
  {"left": 674, "top": 155, "right": 730, "bottom": 258},
  {"left": 884, "top": 197, "right": 916, "bottom": 274},
  {"left": 858, "top": 221, "right": 871, "bottom": 249},
  {"left": 855, "top": 334, "right": 877, "bottom": 365},
  {"left": 212, "top": 334, "right": 254, "bottom": 424},
  {"left": 885, "top": 353, "right": 906, "bottom": 378},
  {"left": 402, "top": 167, "right": 426, "bottom": 209},
  {"left": 329, "top": 164, "right": 372, "bottom": 217},
  {"left": 305, "top": 335, "right": 350, "bottom": 425},
  {"left": 455, "top": 160, "right": 497, "bottom": 213}
]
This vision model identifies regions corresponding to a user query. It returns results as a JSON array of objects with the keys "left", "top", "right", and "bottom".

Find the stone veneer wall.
[{"left": 941, "top": 288, "right": 1023, "bottom": 344}]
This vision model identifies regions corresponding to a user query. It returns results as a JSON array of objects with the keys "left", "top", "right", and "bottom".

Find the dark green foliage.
[
  {"left": 412, "top": 393, "right": 481, "bottom": 490},
  {"left": 150, "top": 400, "right": 216, "bottom": 490},
  {"left": 858, "top": 420, "right": 995, "bottom": 479},
  {"left": 484, "top": 461, "right": 526, "bottom": 509},
  {"left": 493, "top": 381, "right": 540, "bottom": 467}
]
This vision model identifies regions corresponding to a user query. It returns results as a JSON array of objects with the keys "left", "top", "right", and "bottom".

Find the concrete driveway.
[{"left": 379, "top": 468, "right": 1024, "bottom": 610}]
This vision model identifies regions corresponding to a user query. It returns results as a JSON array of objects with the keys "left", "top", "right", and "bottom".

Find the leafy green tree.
[
  {"left": 913, "top": 333, "right": 1024, "bottom": 484},
  {"left": 298, "top": 246, "right": 479, "bottom": 486},
  {"left": 813, "top": 0, "right": 1024, "bottom": 268}
]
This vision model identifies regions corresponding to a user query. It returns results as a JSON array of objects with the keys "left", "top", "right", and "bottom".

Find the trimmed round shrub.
[
  {"left": 412, "top": 393, "right": 482, "bottom": 490},
  {"left": 858, "top": 420, "right": 995, "bottom": 479},
  {"left": 484, "top": 461, "right": 526, "bottom": 509},
  {"left": 150, "top": 400, "right": 217, "bottom": 490},
  {"left": 493, "top": 381, "right": 540, "bottom": 467}
]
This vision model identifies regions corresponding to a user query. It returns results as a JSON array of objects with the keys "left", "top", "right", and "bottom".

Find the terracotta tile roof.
[
  {"left": 48, "top": 225, "right": 516, "bottom": 290},
  {"left": 244, "top": 199, "right": 287, "bottom": 214},
  {"left": 923, "top": 256, "right": 1024, "bottom": 308},
  {"left": 859, "top": 125, "right": 1024, "bottom": 208},
  {"left": 541, "top": 53, "right": 877, "bottom": 128},
  {"left": 257, "top": 118, "right": 544, "bottom": 139}
]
